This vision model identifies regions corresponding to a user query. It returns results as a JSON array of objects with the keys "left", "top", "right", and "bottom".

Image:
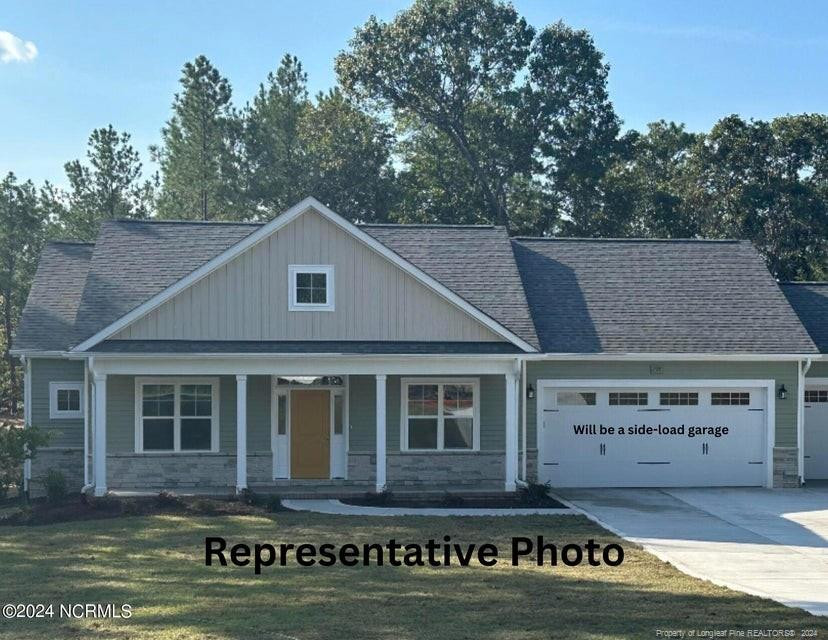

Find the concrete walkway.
[
  {"left": 282, "top": 498, "right": 575, "bottom": 517},
  {"left": 558, "top": 487, "right": 828, "bottom": 617}
]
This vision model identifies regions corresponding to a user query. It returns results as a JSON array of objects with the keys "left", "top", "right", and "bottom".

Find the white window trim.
[
  {"left": 288, "top": 264, "right": 335, "bottom": 312},
  {"left": 400, "top": 377, "right": 480, "bottom": 452},
  {"left": 49, "top": 381, "right": 84, "bottom": 420},
  {"left": 134, "top": 377, "right": 220, "bottom": 454}
]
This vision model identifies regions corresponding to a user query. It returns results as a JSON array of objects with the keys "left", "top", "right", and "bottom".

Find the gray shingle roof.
[
  {"left": 89, "top": 340, "right": 523, "bottom": 355},
  {"left": 71, "top": 220, "right": 258, "bottom": 347},
  {"left": 780, "top": 283, "right": 828, "bottom": 353},
  {"left": 512, "top": 238, "right": 818, "bottom": 354},
  {"left": 360, "top": 224, "right": 539, "bottom": 349},
  {"left": 13, "top": 242, "right": 94, "bottom": 351}
]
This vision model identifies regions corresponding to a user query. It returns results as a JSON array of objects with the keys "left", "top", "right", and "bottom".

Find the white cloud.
[{"left": 0, "top": 31, "right": 38, "bottom": 63}]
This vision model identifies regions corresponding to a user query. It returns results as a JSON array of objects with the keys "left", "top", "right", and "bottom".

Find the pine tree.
[{"left": 154, "top": 55, "right": 241, "bottom": 220}]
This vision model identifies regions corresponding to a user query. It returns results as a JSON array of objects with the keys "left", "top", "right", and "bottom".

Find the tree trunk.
[
  {"left": 442, "top": 126, "right": 511, "bottom": 230},
  {"left": 2, "top": 287, "right": 18, "bottom": 416}
]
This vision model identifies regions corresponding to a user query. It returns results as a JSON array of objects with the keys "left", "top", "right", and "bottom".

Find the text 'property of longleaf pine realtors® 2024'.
[{"left": 205, "top": 536, "right": 625, "bottom": 574}]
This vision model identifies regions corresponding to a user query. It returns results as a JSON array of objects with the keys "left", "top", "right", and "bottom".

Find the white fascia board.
[
  {"left": 90, "top": 355, "right": 520, "bottom": 376},
  {"left": 524, "top": 353, "right": 818, "bottom": 362},
  {"left": 71, "top": 197, "right": 535, "bottom": 354}
]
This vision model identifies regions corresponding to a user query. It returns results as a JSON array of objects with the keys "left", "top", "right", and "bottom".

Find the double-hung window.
[
  {"left": 401, "top": 378, "right": 479, "bottom": 451},
  {"left": 49, "top": 382, "right": 83, "bottom": 419},
  {"left": 136, "top": 378, "right": 219, "bottom": 453},
  {"left": 288, "top": 265, "right": 334, "bottom": 311}
]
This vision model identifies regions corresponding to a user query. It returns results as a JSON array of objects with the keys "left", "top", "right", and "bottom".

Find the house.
[
  {"left": 781, "top": 282, "right": 828, "bottom": 481},
  {"left": 11, "top": 197, "right": 825, "bottom": 497}
]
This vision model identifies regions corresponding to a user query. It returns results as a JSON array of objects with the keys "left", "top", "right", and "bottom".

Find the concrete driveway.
[{"left": 557, "top": 486, "right": 828, "bottom": 616}]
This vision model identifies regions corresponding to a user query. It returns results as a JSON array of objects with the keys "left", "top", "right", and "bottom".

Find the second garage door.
[{"left": 538, "top": 383, "right": 769, "bottom": 488}]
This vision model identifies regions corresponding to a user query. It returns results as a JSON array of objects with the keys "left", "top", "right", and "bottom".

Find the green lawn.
[{"left": 0, "top": 512, "right": 823, "bottom": 639}]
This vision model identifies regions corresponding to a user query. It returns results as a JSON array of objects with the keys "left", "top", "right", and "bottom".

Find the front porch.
[{"left": 86, "top": 354, "right": 522, "bottom": 497}]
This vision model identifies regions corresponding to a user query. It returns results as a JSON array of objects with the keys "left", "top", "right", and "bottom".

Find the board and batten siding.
[
  {"left": 29, "top": 358, "right": 85, "bottom": 448},
  {"left": 113, "top": 209, "right": 501, "bottom": 343},
  {"left": 105, "top": 375, "right": 271, "bottom": 454},
  {"left": 525, "top": 360, "right": 799, "bottom": 449},
  {"left": 347, "top": 374, "right": 507, "bottom": 453}
]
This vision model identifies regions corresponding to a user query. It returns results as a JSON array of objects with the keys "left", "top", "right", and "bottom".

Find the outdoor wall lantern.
[
  {"left": 527, "top": 384, "right": 535, "bottom": 400},
  {"left": 777, "top": 384, "right": 788, "bottom": 400}
]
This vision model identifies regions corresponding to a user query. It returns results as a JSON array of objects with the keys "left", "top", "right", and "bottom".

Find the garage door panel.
[
  {"left": 805, "top": 384, "right": 828, "bottom": 480},
  {"left": 539, "top": 384, "right": 767, "bottom": 488}
]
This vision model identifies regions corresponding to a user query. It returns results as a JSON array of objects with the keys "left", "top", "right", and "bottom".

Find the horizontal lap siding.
[
  {"left": 807, "top": 362, "right": 828, "bottom": 379},
  {"left": 30, "top": 358, "right": 85, "bottom": 448},
  {"left": 525, "top": 360, "right": 799, "bottom": 448},
  {"left": 107, "top": 374, "right": 271, "bottom": 454}
]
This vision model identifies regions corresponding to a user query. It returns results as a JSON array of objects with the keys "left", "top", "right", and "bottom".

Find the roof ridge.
[
  {"left": 108, "top": 218, "right": 264, "bottom": 226},
  {"left": 360, "top": 223, "right": 501, "bottom": 229},
  {"left": 47, "top": 240, "right": 95, "bottom": 246},
  {"left": 513, "top": 236, "right": 744, "bottom": 243}
]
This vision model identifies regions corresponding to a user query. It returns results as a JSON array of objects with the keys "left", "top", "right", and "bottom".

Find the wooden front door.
[{"left": 290, "top": 390, "right": 330, "bottom": 479}]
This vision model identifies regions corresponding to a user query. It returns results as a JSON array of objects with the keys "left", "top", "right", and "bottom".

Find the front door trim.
[{"left": 271, "top": 378, "right": 349, "bottom": 480}]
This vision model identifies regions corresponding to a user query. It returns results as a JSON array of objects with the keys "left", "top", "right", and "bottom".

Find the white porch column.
[
  {"left": 505, "top": 372, "right": 519, "bottom": 492},
  {"left": 93, "top": 373, "right": 107, "bottom": 496},
  {"left": 236, "top": 375, "right": 248, "bottom": 492},
  {"left": 375, "top": 374, "right": 387, "bottom": 492}
]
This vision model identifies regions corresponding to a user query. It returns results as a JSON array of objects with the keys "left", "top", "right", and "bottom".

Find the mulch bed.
[
  {"left": 0, "top": 493, "right": 289, "bottom": 527},
  {"left": 341, "top": 494, "right": 566, "bottom": 509}
]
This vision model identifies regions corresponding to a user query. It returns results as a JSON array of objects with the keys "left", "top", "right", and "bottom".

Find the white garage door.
[
  {"left": 805, "top": 382, "right": 828, "bottom": 480},
  {"left": 538, "top": 383, "right": 768, "bottom": 488}
]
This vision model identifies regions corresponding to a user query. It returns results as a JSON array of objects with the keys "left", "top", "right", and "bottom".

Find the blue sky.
[{"left": 2, "top": 1, "right": 827, "bottom": 186}]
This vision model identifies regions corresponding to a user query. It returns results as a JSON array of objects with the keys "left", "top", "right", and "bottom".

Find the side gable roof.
[
  {"left": 780, "top": 283, "right": 828, "bottom": 353},
  {"left": 13, "top": 242, "right": 94, "bottom": 352},
  {"left": 512, "top": 238, "right": 818, "bottom": 354},
  {"left": 71, "top": 198, "right": 537, "bottom": 353}
]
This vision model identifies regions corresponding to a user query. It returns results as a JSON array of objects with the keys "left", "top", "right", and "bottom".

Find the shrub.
[
  {"left": 43, "top": 469, "right": 67, "bottom": 503},
  {"left": 518, "top": 481, "right": 552, "bottom": 506},
  {"left": 237, "top": 488, "right": 268, "bottom": 507},
  {"left": 0, "top": 424, "right": 51, "bottom": 500},
  {"left": 189, "top": 498, "right": 217, "bottom": 515}
]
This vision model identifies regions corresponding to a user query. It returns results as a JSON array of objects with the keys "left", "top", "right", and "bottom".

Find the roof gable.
[{"left": 73, "top": 198, "right": 536, "bottom": 352}]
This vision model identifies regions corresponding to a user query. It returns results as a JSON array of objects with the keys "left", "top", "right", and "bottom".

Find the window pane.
[
  {"left": 66, "top": 389, "right": 80, "bottom": 411},
  {"left": 277, "top": 395, "right": 287, "bottom": 435},
  {"left": 296, "top": 287, "right": 312, "bottom": 303},
  {"left": 558, "top": 392, "right": 596, "bottom": 406},
  {"left": 57, "top": 389, "right": 70, "bottom": 411},
  {"left": 660, "top": 392, "right": 699, "bottom": 406},
  {"left": 181, "top": 418, "right": 212, "bottom": 450},
  {"left": 408, "top": 384, "right": 438, "bottom": 416},
  {"left": 143, "top": 418, "right": 174, "bottom": 450},
  {"left": 711, "top": 392, "right": 750, "bottom": 406},
  {"left": 311, "top": 272, "right": 326, "bottom": 288},
  {"left": 445, "top": 418, "right": 473, "bottom": 449},
  {"left": 143, "top": 384, "right": 174, "bottom": 417},
  {"left": 181, "top": 384, "right": 212, "bottom": 416},
  {"left": 408, "top": 418, "right": 438, "bottom": 449},
  {"left": 296, "top": 272, "right": 312, "bottom": 288},
  {"left": 333, "top": 395, "right": 343, "bottom": 434},
  {"left": 609, "top": 392, "right": 648, "bottom": 406},
  {"left": 444, "top": 384, "right": 473, "bottom": 418},
  {"left": 310, "top": 286, "right": 327, "bottom": 304}
]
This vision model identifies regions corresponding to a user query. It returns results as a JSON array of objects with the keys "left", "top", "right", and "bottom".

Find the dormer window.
[{"left": 288, "top": 265, "right": 334, "bottom": 311}]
